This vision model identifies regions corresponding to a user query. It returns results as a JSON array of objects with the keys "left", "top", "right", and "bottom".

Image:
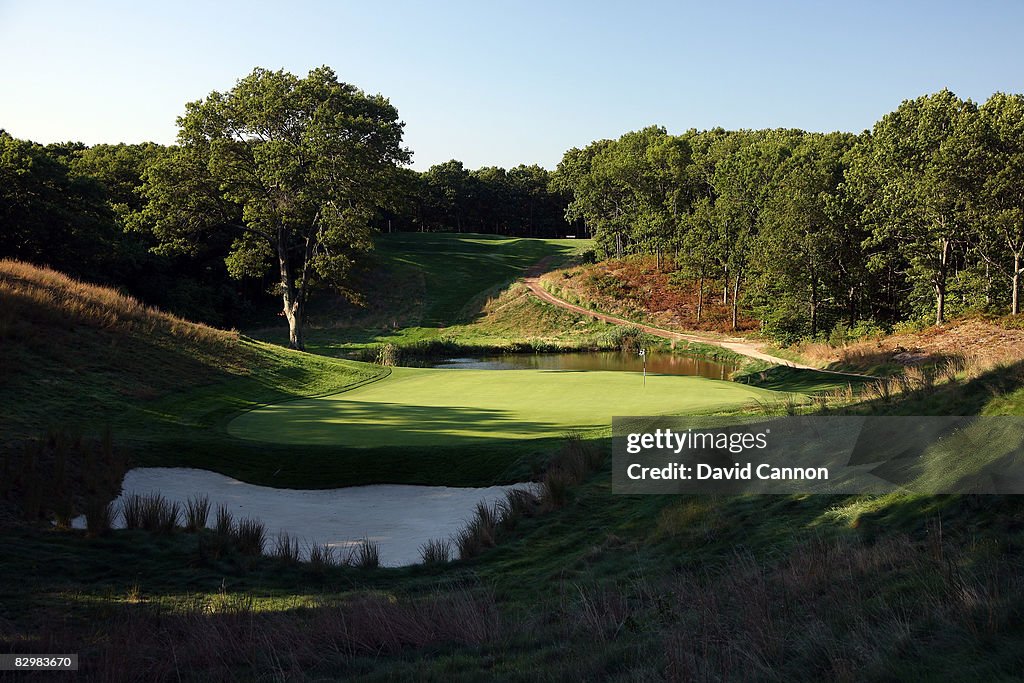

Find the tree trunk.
[
  {"left": 935, "top": 238, "right": 950, "bottom": 325},
  {"left": 284, "top": 300, "right": 304, "bottom": 350},
  {"left": 696, "top": 277, "right": 704, "bottom": 322},
  {"left": 1013, "top": 252, "right": 1021, "bottom": 315},
  {"left": 277, "top": 241, "right": 304, "bottom": 352},
  {"left": 935, "top": 282, "right": 945, "bottom": 326},
  {"left": 848, "top": 286, "right": 856, "bottom": 326},
  {"left": 722, "top": 264, "right": 729, "bottom": 305},
  {"left": 731, "top": 274, "right": 740, "bottom": 331},
  {"left": 810, "top": 291, "right": 817, "bottom": 337},
  {"left": 985, "top": 260, "right": 991, "bottom": 306},
  {"left": 276, "top": 226, "right": 313, "bottom": 352}
]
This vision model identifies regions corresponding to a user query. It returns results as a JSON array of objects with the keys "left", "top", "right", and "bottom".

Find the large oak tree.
[{"left": 137, "top": 66, "right": 410, "bottom": 349}]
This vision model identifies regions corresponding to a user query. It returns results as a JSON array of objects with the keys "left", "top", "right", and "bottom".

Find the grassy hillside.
[
  {"left": 252, "top": 233, "right": 599, "bottom": 354},
  {"left": 267, "top": 282, "right": 624, "bottom": 358},
  {"left": 375, "top": 232, "right": 585, "bottom": 325},
  {"left": 0, "top": 259, "right": 383, "bottom": 440},
  {"left": 0, "top": 260, "right": 426, "bottom": 489}
]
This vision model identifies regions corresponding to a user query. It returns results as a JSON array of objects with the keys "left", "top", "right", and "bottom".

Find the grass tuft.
[
  {"left": 83, "top": 498, "right": 115, "bottom": 537},
  {"left": 497, "top": 488, "right": 540, "bottom": 530},
  {"left": 272, "top": 531, "right": 301, "bottom": 564},
  {"left": 232, "top": 517, "right": 266, "bottom": 556},
  {"left": 138, "top": 493, "right": 179, "bottom": 533},
  {"left": 419, "top": 538, "right": 452, "bottom": 565},
  {"left": 183, "top": 495, "right": 211, "bottom": 532},
  {"left": 120, "top": 494, "right": 144, "bottom": 529},
  {"left": 308, "top": 542, "right": 337, "bottom": 569},
  {"left": 214, "top": 504, "right": 234, "bottom": 537},
  {"left": 350, "top": 538, "right": 380, "bottom": 569}
]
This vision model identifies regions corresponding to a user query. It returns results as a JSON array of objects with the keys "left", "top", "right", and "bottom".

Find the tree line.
[
  {"left": 0, "top": 132, "right": 268, "bottom": 326},
  {"left": 552, "top": 90, "right": 1024, "bottom": 342},
  {"left": 3, "top": 72, "right": 1023, "bottom": 347},
  {"left": 387, "top": 161, "right": 574, "bottom": 237}
]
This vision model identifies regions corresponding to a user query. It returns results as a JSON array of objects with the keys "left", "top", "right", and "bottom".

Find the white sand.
[{"left": 72, "top": 468, "right": 535, "bottom": 567}]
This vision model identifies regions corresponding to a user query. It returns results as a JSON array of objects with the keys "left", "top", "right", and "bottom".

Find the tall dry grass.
[
  {"left": 541, "top": 433, "right": 605, "bottom": 510},
  {"left": 308, "top": 542, "right": 338, "bottom": 570},
  {"left": 272, "top": 532, "right": 301, "bottom": 564},
  {"left": 139, "top": 494, "right": 180, "bottom": 534},
  {"left": 419, "top": 538, "right": 452, "bottom": 564},
  {"left": 183, "top": 495, "right": 211, "bottom": 532},
  {"left": 16, "top": 532, "right": 1018, "bottom": 680},
  {"left": 1, "top": 429, "right": 126, "bottom": 527},
  {"left": 349, "top": 538, "right": 380, "bottom": 569},
  {"left": 0, "top": 259, "right": 235, "bottom": 348},
  {"left": 232, "top": 517, "right": 267, "bottom": 556}
]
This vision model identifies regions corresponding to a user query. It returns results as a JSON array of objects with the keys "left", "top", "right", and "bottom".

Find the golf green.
[{"left": 227, "top": 367, "right": 779, "bottom": 447}]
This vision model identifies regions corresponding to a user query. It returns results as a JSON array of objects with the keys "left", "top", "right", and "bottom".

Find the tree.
[
  {"left": 712, "top": 130, "right": 801, "bottom": 329},
  {"left": 753, "top": 133, "right": 856, "bottom": 338},
  {"left": 553, "top": 139, "right": 629, "bottom": 257},
  {"left": 421, "top": 160, "right": 473, "bottom": 232},
  {"left": 136, "top": 66, "right": 410, "bottom": 349},
  {"left": 0, "top": 132, "right": 116, "bottom": 280},
  {"left": 973, "top": 93, "right": 1024, "bottom": 314},
  {"left": 848, "top": 90, "right": 977, "bottom": 325}
]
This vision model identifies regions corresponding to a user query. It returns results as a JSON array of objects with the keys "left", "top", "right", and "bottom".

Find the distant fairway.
[
  {"left": 227, "top": 367, "right": 779, "bottom": 447},
  {"left": 375, "top": 233, "right": 586, "bottom": 325}
]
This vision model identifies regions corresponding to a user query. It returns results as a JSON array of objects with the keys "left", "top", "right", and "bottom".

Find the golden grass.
[{"left": 0, "top": 259, "right": 235, "bottom": 348}]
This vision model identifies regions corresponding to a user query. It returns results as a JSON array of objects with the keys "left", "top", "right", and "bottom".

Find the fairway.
[
  {"left": 227, "top": 367, "right": 779, "bottom": 447},
  {"left": 376, "top": 233, "right": 586, "bottom": 325}
]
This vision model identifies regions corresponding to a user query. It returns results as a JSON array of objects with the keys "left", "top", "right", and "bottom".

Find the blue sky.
[{"left": 2, "top": 1, "right": 1022, "bottom": 170}]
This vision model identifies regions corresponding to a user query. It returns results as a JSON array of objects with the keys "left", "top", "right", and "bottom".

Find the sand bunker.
[{"left": 73, "top": 468, "right": 534, "bottom": 567}]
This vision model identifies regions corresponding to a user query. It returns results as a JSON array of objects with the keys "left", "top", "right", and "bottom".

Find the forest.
[
  {"left": 3, "top": 87, "right": 1022, "bottom": 343},
  {"left": 551, "top": 90, "right": 1024, "bottom": 340}
]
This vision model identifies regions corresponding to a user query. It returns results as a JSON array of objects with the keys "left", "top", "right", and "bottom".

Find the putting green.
[{"left": 227, "top": 367, "right": 779, "bottom": 447}]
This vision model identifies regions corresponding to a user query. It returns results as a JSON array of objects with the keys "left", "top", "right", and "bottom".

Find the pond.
[
  {"left": 430, "top": 350, "right": 737, "bottom": 380},
  {"left": 72, "top": 468, "right": 535, "bottom": 567}
]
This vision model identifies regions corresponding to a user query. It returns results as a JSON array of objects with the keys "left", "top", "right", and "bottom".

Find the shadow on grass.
[
  {"left": 736, "top": 364, "right": 873, "bottom": 394},
  {"left": 851, "top": 358, "right": 1024, "bottom": 416},
  {"left": 229, "top": 400, "right": 572, "bottom": 447}
]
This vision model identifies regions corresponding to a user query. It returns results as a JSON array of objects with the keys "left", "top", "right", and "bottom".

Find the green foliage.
[
  {"left": 555, "top": 90, "right": 1024, "bottom": 342},
  {"left": 0, "top": 132, "right": 117, "bottom": 279},
  {"left": 135, "top": 66, "right": 410, "bottom": 349},
  {"left": 848, "top": 90, "right": 978, "bottom": 325},
  {"left": 972, "top": 92, "right": 1024, "bottom": 314}
]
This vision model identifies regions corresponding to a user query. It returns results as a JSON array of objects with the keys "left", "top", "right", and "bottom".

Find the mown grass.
[
  {"left": 228, "top": 366, "right": 779, "bottom": 448},
  {"left": 373, "top": 232, "right": 587, "bottom": 326}
]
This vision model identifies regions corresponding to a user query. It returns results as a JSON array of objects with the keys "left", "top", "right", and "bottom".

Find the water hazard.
[{"left": 430, "top": 351, "right": 737, "bottom": 380}]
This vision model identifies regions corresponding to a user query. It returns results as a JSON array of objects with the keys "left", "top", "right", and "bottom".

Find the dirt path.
[{"left": 522, "top": 274, "right": 820, "bottom": 370}]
